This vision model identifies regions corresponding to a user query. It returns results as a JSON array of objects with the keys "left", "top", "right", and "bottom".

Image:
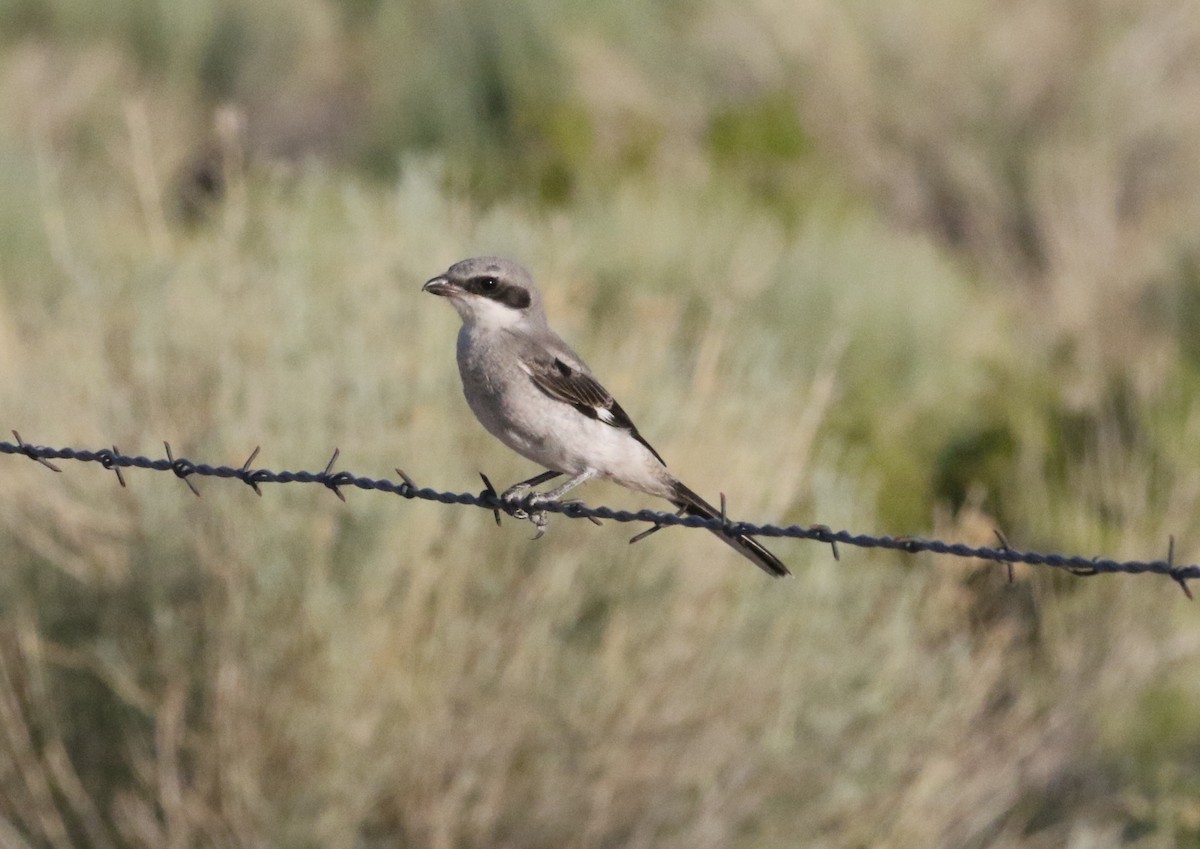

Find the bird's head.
[{"left": 423, "top": 256, "right": 544, "bottom": 331}]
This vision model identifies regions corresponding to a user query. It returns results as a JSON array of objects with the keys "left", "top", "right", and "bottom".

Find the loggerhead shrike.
[{"left": 423, "top": 256, "right": 789, "bottom": 577}]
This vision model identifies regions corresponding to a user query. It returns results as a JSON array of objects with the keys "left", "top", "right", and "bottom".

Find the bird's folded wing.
[{"left": 519, "top": 354, "right": 666, "bottom": 466}]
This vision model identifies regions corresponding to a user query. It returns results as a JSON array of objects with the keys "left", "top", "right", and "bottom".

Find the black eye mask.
[{"left": 465, "top": 275, "right": 532, "bottom": 309}]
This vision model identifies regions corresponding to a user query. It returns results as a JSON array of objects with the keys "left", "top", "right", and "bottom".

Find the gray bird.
[{"left": 423, "top": 256, "right": 789, "bottom": 577}]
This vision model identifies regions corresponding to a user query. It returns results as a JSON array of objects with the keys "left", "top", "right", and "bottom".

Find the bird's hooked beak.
[{"left": 422, "top": 275, "right": 459, "bottom": 297}]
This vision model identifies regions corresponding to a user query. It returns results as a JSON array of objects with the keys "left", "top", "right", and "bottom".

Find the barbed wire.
[{"left": 2, "top": 431, "right": 1195, "bottom": 597}]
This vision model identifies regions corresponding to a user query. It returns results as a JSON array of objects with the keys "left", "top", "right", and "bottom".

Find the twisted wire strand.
[{"left": 2, "top": 433, "right": 1195, "bottom": 595}]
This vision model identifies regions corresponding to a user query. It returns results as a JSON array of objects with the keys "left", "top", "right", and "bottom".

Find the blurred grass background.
[{"left": 2, "top": 0, "right": 1200, "bottom": 846}]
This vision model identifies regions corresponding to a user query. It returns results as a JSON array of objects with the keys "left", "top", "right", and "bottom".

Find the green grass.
[{"left": 3, "top": 1, "right": 1200, "bottom": 847}]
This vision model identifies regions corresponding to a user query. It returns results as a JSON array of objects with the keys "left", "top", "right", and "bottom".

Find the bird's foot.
[
  {"left": 500, "top": 479, "right": 549, "bottom": 519},
  {"left": 494, "top": 471, "right": 600, "bottom": 540},
  {"left": 498, "top": 470, "right": 562, "bottom": 509},
  {"left": 500, "top": 488, "right": 551, "bottom": 538},
  {"left": 500, "top": 486, "right": 536, "bottom": 520}
]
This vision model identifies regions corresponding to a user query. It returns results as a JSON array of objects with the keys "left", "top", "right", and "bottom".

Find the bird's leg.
[
  {"left": 520, "top": 469, "right": 600, "bottom": 539},
  {"left": 501, "top": 470, "right": 562, "bottom": 505},
  {"left": 528, "top": 468, "right": 599, "bottom": 504},
  {"left": 501, "top": 470, "right": 563, "bottom": 525}
]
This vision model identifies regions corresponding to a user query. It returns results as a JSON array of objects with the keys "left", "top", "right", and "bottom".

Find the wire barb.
[
  {"left": 629, "top": 506, "right": 686, "bottom": 545},
  {"left": 12, "top": 430, "right": 61, "bottom": 473},
  {"left": 1167, "top": 535, "right": 1193, "bottom": 600},
  {"left": 396, "top": 470, "right": 420, "bottom": 491},
  {"left": 479, "top": 473, "right": 503, "bottom": 526},
  {"left": 321, "top": 448, "right": 347, "bottom": 502},
  {"left": 163, "top": 441, "right": 200, "bottom": 497},
  {"left": 103, "top": 445, "right": 127, "bottom": 487},
  {"left": 808, "top": 524, "right": 840, "bottom": 561},
  {"left": 560, "top": 499, "right": 603, "bottom": 527},
  {"left": 994, "top": 529, "right": 1014, "bottom": 584},
  {"left": 240, "top": 446, "right": 263, "bottom": 495},
  {"left": 1067, "top": 558, "right": 1100, "bottom": 578},
  {"left": 2, "top": 435, "right": 1199, "bottom": 592},
  {"left": 628, "top": 523, "right": 662, "bottom": 545}
]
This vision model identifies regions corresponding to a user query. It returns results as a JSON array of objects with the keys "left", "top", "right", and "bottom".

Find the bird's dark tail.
[{"left": 669, "top": 481, "right": 790, "bottom": 578}]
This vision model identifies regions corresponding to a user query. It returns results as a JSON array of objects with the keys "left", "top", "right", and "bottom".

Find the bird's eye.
[{"left": 479, "top": 277, "right": 499, "bottom": 292}]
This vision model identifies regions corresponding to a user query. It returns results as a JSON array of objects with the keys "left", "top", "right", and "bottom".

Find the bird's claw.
[
  {"left": 510, "top": 497, "right": 549, "bottom": 540},
  {"left": 529, "top": 509, "right": 549, "bottom": 540}
]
